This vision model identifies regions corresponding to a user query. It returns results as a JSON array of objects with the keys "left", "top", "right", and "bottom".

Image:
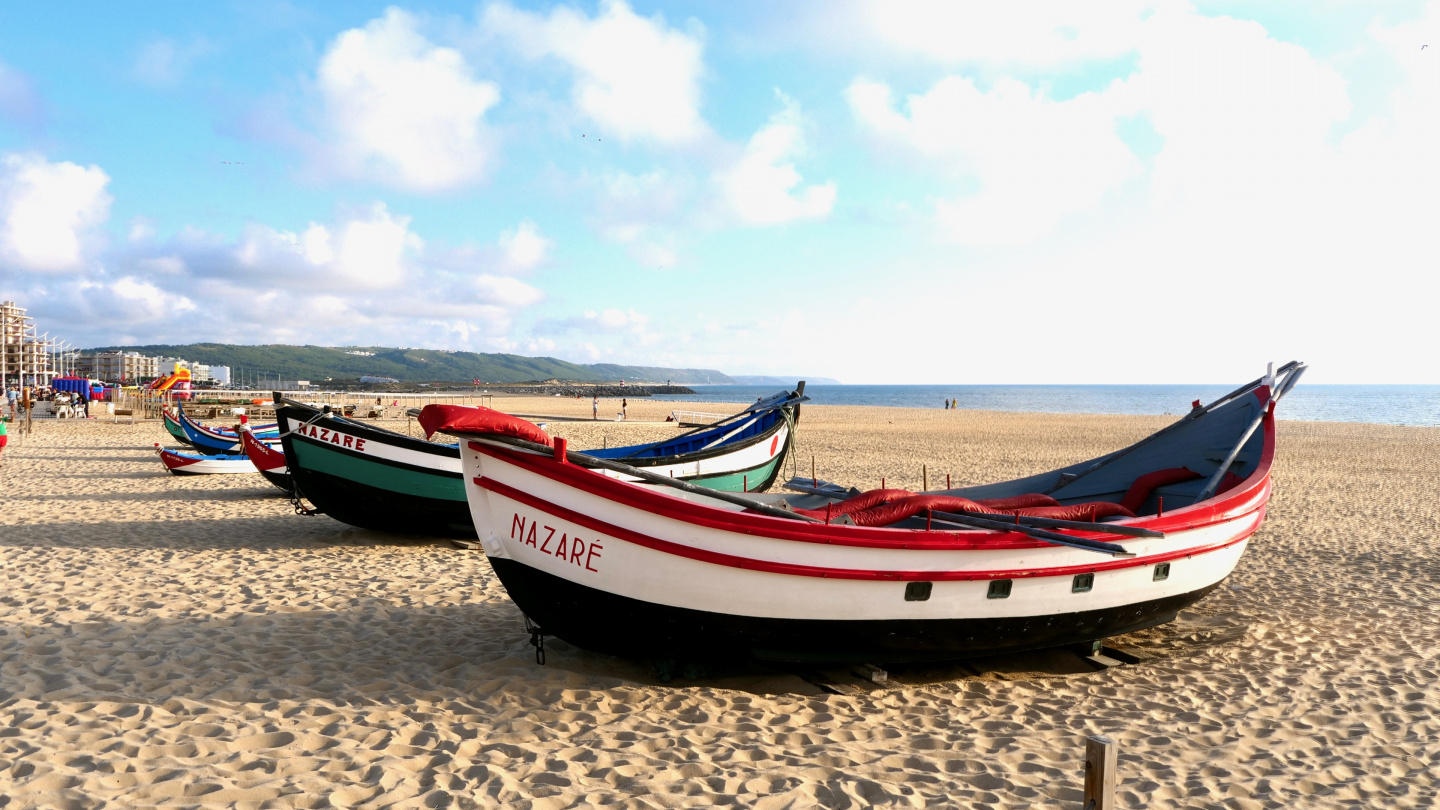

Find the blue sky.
[{"left": 0, "top": 1, "right": 1436, "bottom": 383}]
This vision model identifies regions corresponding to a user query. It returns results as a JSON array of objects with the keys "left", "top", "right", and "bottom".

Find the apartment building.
[{"left": 2, "top": 300, "right": 55, "bottom": 388}]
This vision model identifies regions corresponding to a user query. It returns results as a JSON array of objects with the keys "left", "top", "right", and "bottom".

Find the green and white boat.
[{"left": 276, "top": 386, "right": 805, "bottom": 538}]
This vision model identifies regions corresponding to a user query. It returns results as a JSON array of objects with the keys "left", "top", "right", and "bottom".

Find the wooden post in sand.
[
  {"left": 1084, "top": 735, "right": 1117, "bottom": 810},
  {"left": 922, "top": 464, "right": 928, "bottom": 491}
]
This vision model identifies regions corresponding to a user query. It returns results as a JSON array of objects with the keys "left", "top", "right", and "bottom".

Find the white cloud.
[
  {"left": 319, "top": 8, "right": 501, "bottom": 191},
  {"left": 0, "top": 153, "right": 112, "bottom": 272},
  {"left": 111, "top": 276, "right": 196, "bottom": 317},
  {"left": 849, "top": 75, "right": 1138, "bottom": 244},
  {"left": 498, "top": 219, "right": 550, "bottom": 270},
  {"left": 74, "top": 201, "right": 550, "bottom": 351},
  {"left": 474, "top": 273, "right": 544, "bottom": 307},
  {"left": 482, "top": 0, "right": 707, "bottom": 144},
  {"left": 232, "top": 203, "right": 420, "bottom": 289},
  {"left": 717, "top": 93, "right": 836, "bottom": 226},
  {"left": 850, "top": 0, "right": 1150, "bottom": 69}
]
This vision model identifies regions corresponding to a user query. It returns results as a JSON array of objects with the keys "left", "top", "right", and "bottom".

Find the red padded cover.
[
  {"left": 845, "top": 495, "right": 994, "bottom": 527},
  {"left": 1119, "top": 467, "right": 1202, "bottom": 513},
  {"left": 1014, "top": 502, "right": 1137, "bottom": 521},
  {"left": 974, "top": 493, "right": 1059, "bottom": 510},
  {"left": 418, "top": 405, "right": 553, "bottom": 447},
  {"left": 796, "top": 489, "right": 911, "bottom": 519}
]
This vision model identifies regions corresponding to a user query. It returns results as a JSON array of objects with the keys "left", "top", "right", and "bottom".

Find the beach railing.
[{"left": 670, "top": 409, "right": 729, "bottom": 426}]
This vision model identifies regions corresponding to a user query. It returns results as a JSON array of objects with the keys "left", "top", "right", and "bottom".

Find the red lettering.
[
  {"left": 343, "top": 435, "right": 354, "bottom": 448},
  {"left": 570, "top": 538, "right": 585, "bottom": 565},
  {"left": 525, "top": 524, "right": 538, "bottom": 547},
  {"left": 319, "top": 428, "right": 330, "bottom": 442},
  {"left": 540, "top": 525, "right": 555, "bottom": 553},
  {"left": 512, "top": 513, "right": 526, "bottom": 540},
  {"left": 554, "top": 533, "right": 568, "bottom": 559},
  {"left": 308, "top": 425, "right": 319, "bottom": 437},
  {"left": 585, "top": 542, "right": 603, "bottom": 572},
  {"left": 355, "top": 438, "right": 366, "bottom": 452}
]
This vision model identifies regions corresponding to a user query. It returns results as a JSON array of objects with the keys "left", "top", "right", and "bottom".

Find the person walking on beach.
[
  {"left": 4, "top": 385, "right": 15, "bottom": 419},
  {"left": 592, "top": 396, "right": 599, "bottom": 420},
  {"left": 621, "top": 398, "right": 628, "bottom": 420}
]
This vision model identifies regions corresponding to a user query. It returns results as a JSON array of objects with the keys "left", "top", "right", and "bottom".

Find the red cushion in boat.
[
  {"left": 1014, "top": 502, "right": 1136, "bottom": 521},
  {"left": 800, "top": 488, "right": 913, "bottom": 518},
  {"left": 796, "top": 489, "right": 1059, "bottom": 522},
  {"left": 417, "top": 404, "right": 553, "bottom": 446},
  {"left": 844, "top": 495, "right": 999, "bottom": 527},
  {"left": 974, "top": 493, "right": 1059, "bottom": 510},
  {"left": 1119, "top": 467, "right": 1202, "bottom": 513}
]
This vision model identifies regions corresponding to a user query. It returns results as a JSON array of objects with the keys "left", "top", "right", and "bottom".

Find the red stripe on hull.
[
  {"left": 469, "top": 434, "right": 1272, "bottom": 552},
  {"left": 476, "top": 475, "right": 1258, "bottom": 582}
]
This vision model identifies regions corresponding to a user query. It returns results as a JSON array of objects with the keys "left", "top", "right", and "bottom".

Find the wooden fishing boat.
[
  {"left": 162, "top": 408, "right": 191, "bottom": 445},
  {"left": 154, "top": 444, "right": 259, "bottom": 476},
  {"left": 176, "top": 405, "right": 279, "bottom": 454},
  {"left": 276, "top": 387, "right": 806, "bottom": 538},
  {"left": 240, "top": 426, "right": 291, "bottom": 492},
  {"left": 424, "top": 363, "right": 1305, "bottom": 663}
]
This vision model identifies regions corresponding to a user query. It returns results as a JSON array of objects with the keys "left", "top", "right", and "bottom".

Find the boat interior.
[
  {"left": 761, "top": 363, "right": 1305, "bottom": 528},
  {"left": 589, "top": 406, "right": 787, "bottom": 460}
]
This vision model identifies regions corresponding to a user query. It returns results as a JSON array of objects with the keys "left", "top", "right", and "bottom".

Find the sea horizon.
[{"left": 649, "top": 383, "right": 1440, "bottom": 428}]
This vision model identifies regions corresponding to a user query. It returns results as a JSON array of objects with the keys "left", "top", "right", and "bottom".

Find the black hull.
[
  {"left": 291, "top": 467, "right": 476, "bottom": 538},
  {"left": 259, "top": 469, "right": 293, "bottom": 493},
  {"left": 490, "top": 558, "right": 1219, "bottom": 663}
]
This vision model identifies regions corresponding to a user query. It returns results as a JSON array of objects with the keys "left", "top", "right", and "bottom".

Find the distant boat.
[
  {"left": 175, "top": 404, "right": 278, "bottom": 454},
  {"left": 162, "top": 408, "right": 191, "bottom": 445},
  {"left": 240, "top": 426, "right": 291, "bottom": 492},
  {"left": 154, "top": 444, "right": 259, "bottom": 476},
  {"left": 427, "top": 363, "right": 1304, "bottom": 663},
  {"left": 277, "top": 386, "right": 807, "bottom": 538}
]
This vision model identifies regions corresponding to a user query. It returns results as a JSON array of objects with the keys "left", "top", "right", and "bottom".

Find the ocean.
[{"left": 650, "top": 384, "right": 1440, "bottom": 427}]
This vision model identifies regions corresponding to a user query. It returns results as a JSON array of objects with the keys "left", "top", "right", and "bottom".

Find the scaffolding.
[{"left": 1, "top": 300, "right": 56, "bottom": 390}]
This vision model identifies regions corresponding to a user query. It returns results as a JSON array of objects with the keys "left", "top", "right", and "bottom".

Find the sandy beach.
[{"left": 2, "top": 397, "right": 1438, "bottom": 808}]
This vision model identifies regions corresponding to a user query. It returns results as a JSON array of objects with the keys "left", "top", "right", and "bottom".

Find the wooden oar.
[
  {"left": 930, "top": 510, "right": 1135, "bottom": 557},
  {"left": 955, "top": 510, "right": 1163, "bottom": 538}
]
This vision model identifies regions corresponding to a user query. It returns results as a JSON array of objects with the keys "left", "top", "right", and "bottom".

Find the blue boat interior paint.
[{"left": 649, "top": 385, "right": 1440, "bottom": 428}]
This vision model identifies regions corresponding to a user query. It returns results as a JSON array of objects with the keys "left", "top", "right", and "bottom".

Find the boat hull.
[
  {"left": 280, "top": 415, "right": 475, "bottom": 537},
  {"left": 162, "top": 410, "right": 191, "bottom": 445},
  {"left": 467, "top": 447, "right": 1259, "bottom": 660},
  {"left": 240, "top": 427, "right": 292, "bottom": 493},
  {"left": 278, "top": 396, "right": 797, "bottom": 538},
  {"left": 156, "top": 446, "right": 258, "bottom": 476},
  {"left": 489, "top": 555, "right": 1223, "bottom": 661}
]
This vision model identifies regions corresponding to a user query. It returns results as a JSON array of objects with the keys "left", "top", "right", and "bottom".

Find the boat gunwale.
[
  {"left": 476, "top": 471, "right": 1260, "bottom": 581},
  {"left": 462, "top": 401, "right": 1277, "bottom": 552}
]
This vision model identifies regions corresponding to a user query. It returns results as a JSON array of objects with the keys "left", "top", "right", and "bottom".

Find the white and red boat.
[
  {"left": 240, "top": 426, "right": 292, "bottom": 492},
  {"left": 154, "top": 444, "right": 259, "bottom": 476},
  {"left": 422, "top": 363, "right": 1304, "bottom": 662}
]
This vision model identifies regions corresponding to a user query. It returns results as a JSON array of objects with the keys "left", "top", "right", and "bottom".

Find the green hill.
[{"left": 83, "top": 344, "right": 736, "bottom": 385}]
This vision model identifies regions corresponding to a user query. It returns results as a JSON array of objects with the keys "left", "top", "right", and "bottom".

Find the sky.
[{"left": 0, "top": 1, "right": 1436, "bottom": 384}]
